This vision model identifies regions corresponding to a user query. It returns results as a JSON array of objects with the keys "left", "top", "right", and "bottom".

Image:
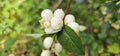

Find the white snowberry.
[
  {"left": 64, "top": 14, "right": 75, "bottom": 25},
  {"left": 41, "top": 50, "right": 50, "bottom": 56},
  {"left": 44, "top": 21, "right": 51, "bottom": 28},
  {"left": 79, "top": 25, "right": 87, "bottom": 31},
  {"left": 45, "top": 27, "right": 54, "bottom": 34},
  {"left": 45, "top": 27, "right": 62, "bottom": 34},
  {"left": 55, "top": 43, "right": 62, "bottom": 53},
  {"left": 51, "top": 17, "right": 63, "bottom": 30},
  {"left": 41, "top": 9, "right": 53, "bottom": 21},
  {"left": 43, "top": 37, "right": 53, "bottom": 49},
  {"left": 54, "top": 9, "right": 65, "bottom": 19},
  {"left": 68, "top": 22, "right": 80, "bottom": 34}
]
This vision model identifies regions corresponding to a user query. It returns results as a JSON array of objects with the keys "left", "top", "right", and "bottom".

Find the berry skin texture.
[
  {"left": 54, "top": 9, "right": 65, "bottom": 19},
  {"left": 44, "top": 21, "right": 51, "bottom": 28},
  {"left": 41, "top": 9, "right": 53, "bottom": 21},
  {"left": 55, "top": 43, "right": 62, "bottom": 53},
  {"left": 64, "top": 14, "right": 75, "bottom": 25},
  {"left": 51, "top": 17, "right": 63, "bottom": 30},
  {"left": 43, "top": 37, "right": 53, "bottom": 49},
  {"left": 41, "top": 50, "right": 50, "bottom": 56},
  {"left": 68, "top": 22, "right": 80, "bottom": 34}
]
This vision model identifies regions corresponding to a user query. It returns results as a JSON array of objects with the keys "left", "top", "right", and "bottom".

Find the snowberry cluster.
[
  {"left": 40, "top": 9, "right": 87, "bottom": 56},
  {"left": 40, "top": 9, "right": 86, "bottom": 34},
  {"left": 41, "top": 37, "right": 62, "bottom": 56},
  {"left": 40, "top": 9, "right": 64, "bottom": 34}
]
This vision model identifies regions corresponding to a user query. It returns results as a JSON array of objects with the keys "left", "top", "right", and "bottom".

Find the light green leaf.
[
  {"left": 26, "top": 34, "right": 44, "bottom": 38},
  {"left": 59, "top": 50, "right": 67, "bottom": 56},
  {"left": 57, "top": 25, "right": 84, "bottom": 55},
  {"left": 4, "top": 37, "right": 16, "bottom": 51},
  {"left": 0, "top": 51, "right": 8, "bottom": 56},
  {"left": 108, "top": 43, "right": 120, "bottom": 54}
]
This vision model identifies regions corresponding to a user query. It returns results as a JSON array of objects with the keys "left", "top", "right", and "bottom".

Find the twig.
[
  {"left": 50, "top": 34, "right": 56, "bottom": 50},
  {"left": 51, "top": 0, "right": 63, "bottom": 11},
  {"left": 85, "top": 45, "right": 89, "bottom": 56},
  {"left": 63, "top": 0, "right": 72, "bottom": 20}
]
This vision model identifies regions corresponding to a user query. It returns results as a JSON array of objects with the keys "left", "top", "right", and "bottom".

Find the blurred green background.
[{"left": 0, "top": 0, "right": 120, "bottom": 56}]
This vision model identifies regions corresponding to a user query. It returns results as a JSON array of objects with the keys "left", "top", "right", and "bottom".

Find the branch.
[
  {"left": 85, "top": 45, "right": 89, "bottom": 56},
  {"left": 51, "top": 0, "right": 63, "bottom": 11},
  {"left": 63, "top": 0, "right": 72, "bottom": 20}
]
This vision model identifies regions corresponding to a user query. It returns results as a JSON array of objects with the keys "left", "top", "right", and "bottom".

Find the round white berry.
[
  {"left": 54, "top": 9, "right": 65, "bottom": 19},
  {"left": 41, "top": 50, "right": 50, "bottom": 56},
  {"left": 55, "top": 43, "right": 62, "bottom": 53},
  {"left": 45, "top": 27, "right": 54, "bottom": 34},
  {"left": 45, "top": 27, "right": 62, "bottom": 34},
  {"left": 51, "top": 17, "right": 63, "bottom": 30},
  {"left": 43, "top": 37, "right": 53, "bottom": 49},
  {"left": 64, "top": 14, "right": 75, "bottom": 25},
  {"left": 41, "top": 9, "right": 53, "bottom": 21},
  {"left": 68, "top": 22, "right": 80, "bottom": 34},
  {"left": 44, "top": 21, "right": 51, "bottom": 28},
  {"left": 79, "top": 25, "right": 87, "bottom": 31}
]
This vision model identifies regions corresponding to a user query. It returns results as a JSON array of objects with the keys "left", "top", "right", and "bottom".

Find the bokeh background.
[{"left": 0, "top": 0, "right": 120, "bottom": 56}]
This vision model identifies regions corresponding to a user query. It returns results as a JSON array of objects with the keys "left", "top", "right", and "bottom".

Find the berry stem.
[
  {"left": 63, "top": 0, "right": 72, "bottom": 21},
  {"left": 50, "top": 34, "right": 57, "bottom": 50}
]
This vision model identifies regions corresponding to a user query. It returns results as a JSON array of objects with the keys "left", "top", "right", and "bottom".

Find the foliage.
[{"left": 0, "top": 0, "right": 120, "bottom": 56}]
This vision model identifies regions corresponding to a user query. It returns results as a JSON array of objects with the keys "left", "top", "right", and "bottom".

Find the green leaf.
[
  {"left": 79, "top": 32, "right": 94, "bottom": 45},
  {"left": 0, "top": 51, "right": 7, "bottom": 56},
  {"left": 4, "top": 37, "right": 16, "bottom": 51},
  {"left": 57, "top": 25, "right": 84, "bottom": 55},
  {"left": 59, "top": 50, "right": 67, "bottom": 56},
  {"left": 108, "top": 43, "right": 120, "bottom": 54},
  {"left": 90, "top": 42, "right": 99, "bottom": 56}
]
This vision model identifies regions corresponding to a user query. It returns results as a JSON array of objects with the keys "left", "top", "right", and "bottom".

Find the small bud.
[
  {"left": 79, "top": 25, "right": 87, "bottom": 31},
  {"left": 41, "top": 9, "right": 53, "bottom": 21},
  {"left": 41, "top": 50, "right": 50, "bottom": 56},
  {"left": 44, "top": 37, "right": 53, "bottom": 49},
  {"left": 68, "top": 22, "right": 80, "bottom": 34},
  {"left": 44, "top": 21, "right": 51, "bottom": 28},
  {"left": 54, "top": 9, "right": 65, "bottom": 19},
  {"left": 51, "top": 17, "right": 63, "bottom": 30},
  {"left": 64, "top": 14, "right": 75, "bottom": 25},
  {"left": 55, "top": 43, "right": 62, "bottom": 53}
]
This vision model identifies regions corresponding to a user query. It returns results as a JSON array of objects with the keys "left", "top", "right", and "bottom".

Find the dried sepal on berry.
[{"left": 44, "top": 21, "right": 51, "bottom": 28}]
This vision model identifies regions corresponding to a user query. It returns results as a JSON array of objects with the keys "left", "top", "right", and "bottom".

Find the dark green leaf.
[
  {"left": 79, "top": 32, "right": 94, "bottom": 45},
  {"left": 57, "top": 25, "right": 84, "bottom": 55}
]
